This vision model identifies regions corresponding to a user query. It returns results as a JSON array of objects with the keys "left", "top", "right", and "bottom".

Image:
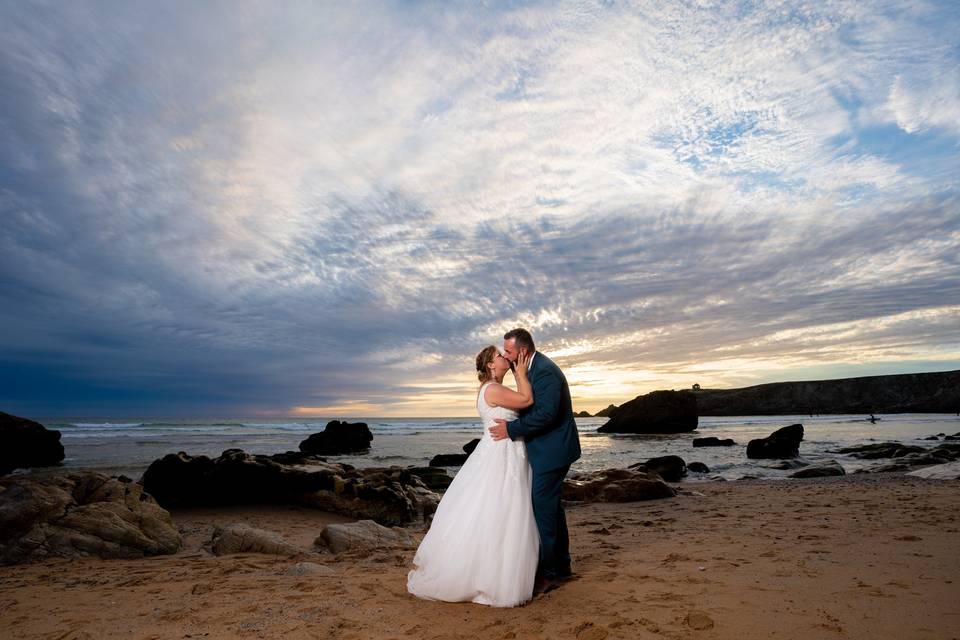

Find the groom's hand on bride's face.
[{"left": 489, "top": 419, "right": 509, "bottom": 441}]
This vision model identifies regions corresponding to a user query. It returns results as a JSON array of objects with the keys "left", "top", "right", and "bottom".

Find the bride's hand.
[{"left": 515, "top": 350, "right": 530, "bottom": 376}]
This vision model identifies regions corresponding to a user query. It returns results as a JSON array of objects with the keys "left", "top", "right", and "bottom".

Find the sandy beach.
[{"left": 1, "top": 473, "right": 957, "bottom": 640}]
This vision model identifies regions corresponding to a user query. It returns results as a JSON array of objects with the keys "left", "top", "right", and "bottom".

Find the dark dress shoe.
[{"left": 533, "top": 574, "right": 560, "bottom": 595}]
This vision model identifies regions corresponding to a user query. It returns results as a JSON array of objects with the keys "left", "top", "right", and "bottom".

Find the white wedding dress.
[{"left": 407, "top": 381, "right": 539, "bottom": 607}]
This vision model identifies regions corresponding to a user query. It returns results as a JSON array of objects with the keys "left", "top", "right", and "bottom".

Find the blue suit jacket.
[{"left": 506, "top": 352, "right": 581, "bottom": 473}]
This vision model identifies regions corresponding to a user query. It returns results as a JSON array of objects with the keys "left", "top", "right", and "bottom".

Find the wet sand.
[{"left": 1, "top": 474, "right": 958, "bottom": 640}]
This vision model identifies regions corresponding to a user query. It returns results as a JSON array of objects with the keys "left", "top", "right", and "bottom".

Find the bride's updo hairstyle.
[{"left": 475, "top": 345, "right": 498, "bottom": 383}]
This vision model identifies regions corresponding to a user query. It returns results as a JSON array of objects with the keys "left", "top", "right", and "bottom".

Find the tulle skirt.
[{"left": 407, "top": 434, "right": 539, "bottom": 607}]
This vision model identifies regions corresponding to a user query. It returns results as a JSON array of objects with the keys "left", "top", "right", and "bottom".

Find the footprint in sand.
[
  {"left": 684, "top": 610, "right": 715, "bottom": 631},
  {"left": 573, "top": 621, "right": 609, "bottom": 640}
]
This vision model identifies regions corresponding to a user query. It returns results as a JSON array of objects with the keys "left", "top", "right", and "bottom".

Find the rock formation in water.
[
  {"left": 0, "top": 411, "right": 65, "bottom": 475},
  {"left": 298, "top": 420, "right": 373, "bottom": 455},
  {"left": 597, "top": 390, "right": 698, "bottom": 434}
]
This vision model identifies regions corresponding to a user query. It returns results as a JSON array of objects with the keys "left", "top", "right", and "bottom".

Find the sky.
[{"left": 1, "top": 1, "right": 959, "bottom": 418}]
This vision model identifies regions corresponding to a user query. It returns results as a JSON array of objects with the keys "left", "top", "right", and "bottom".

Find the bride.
[{"left": 407, "top": 345, "right": 540, "bottom": 607}]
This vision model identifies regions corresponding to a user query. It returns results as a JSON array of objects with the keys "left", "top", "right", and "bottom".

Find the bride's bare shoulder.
[{"left": 482, "top": 381, "right": 504, "bottom": 405}]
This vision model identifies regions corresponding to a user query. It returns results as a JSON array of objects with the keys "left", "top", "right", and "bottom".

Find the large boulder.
[
  {"left": 0, "top": 471, "right": 180, "bottom": 565},
  {"left": 298, "top": 420, "right": 373, "bottom": 455},
  {"left": 210, "top": 523, "right": 302, "bottom": 556},
  {"left": 0, "top": 412, "right": 65, "bottom": 475},
  {"left": 314, "top": 520, "right": 416, "bottom": 554},
  {"left": 693, "top": 437, "right": 736, "bottom": 447},
  {"left": 746, "top": 424, "right": 804, "bottom": 459},
  {"left": 462, "top": 439, "right": 480, "bottom": 455},
  {"left": 789, "top": 460, "right": 846, "bottom": 478},
  {"left": 629, "top": 455, "right": 687, "bottom": 482},
  {"left": 429, "top": 453, "right": 468, "bottom": 467},
  {"left": 405, "top": 466, "right": 452, "bottom": 492},
  {"left": 141, "top": 449, "right": 438, "bottom": 526},
  {"left": 598, "top": 390, "right": 698, "bottom": 434},
  {"left": 562, "top": 468, "right": 677, "bottom": 503}
]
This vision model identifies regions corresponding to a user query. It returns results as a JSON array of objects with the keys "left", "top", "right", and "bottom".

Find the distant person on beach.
[
  {"left": 491, "top": 328, "right": 582, "bottom": 595},
  {"left": 407, "top": 343, "right": 539, "bottom": 606}
]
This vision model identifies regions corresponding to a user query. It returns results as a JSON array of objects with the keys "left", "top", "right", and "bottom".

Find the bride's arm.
[{"left": 485, "top": 352, "right": 534, "bottom": 410}]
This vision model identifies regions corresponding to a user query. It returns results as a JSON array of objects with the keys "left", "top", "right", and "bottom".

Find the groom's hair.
[{"left": 503, "top": 328, "right": 535, "bottom": 352}]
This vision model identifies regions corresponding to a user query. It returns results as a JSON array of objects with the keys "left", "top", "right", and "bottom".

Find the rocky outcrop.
[
  {"left": 695, "top": 369, "right": 960, "bottom": 415},
  {"left": 405, "top": 467, "right": 452, "bottom": 492},
  {"left": 0, "top": 412, "right": 65, "bottom": 475},
  {"left": 629, "top": 455, "right": 687, "bottom": 482},
  {"left": 141, "top": 449, "right": 438, "bottom": 526},
  {"left": 429, "top": 453, "right": 468, "bottom": 467},
  {"left": 595, "top": 404, "right": 618, "bottom": 418},
  {"left": 688, "top": 462, "right": 710, "bottom": 473},
  {"left": 746, "top": 424, "right": 804, "bottom": 459},
  {"left": 693, "top": 437, "right": 736, "bottom": 447},
  {"left": 0, "top": 471, "right": 180, "bottom": 565},
  {"left": 761, "top": 459, "right": 809, "bottom": 470},
  {"left": 298, "top": 421, "right": 373, "bottom": 455},
  {"left": 210, "top": 523, "right": 301, "bottom": 556},
  {"left": 832, "top": 442, "right": 925, "bottom": 459},
  {"left": 315, "top": 520, "right": 416, "bottom": 554},
  {"left": 789, "top": 460, "right": 846, "bottom": 478},
  {"left": 575, "top": 411, "right": 592, "bottom": 418},
  {"left": 562, "top": 468, "right": 677, "bottom": 503},
  {"left": 845, "top": 442, "right": 960, "bottom": 473},
  {"left": 429, "top": 438, "right": 483, "bottom": 468},
  {"left": 598, "top": 390, "right": 698, "bottom": 434}
]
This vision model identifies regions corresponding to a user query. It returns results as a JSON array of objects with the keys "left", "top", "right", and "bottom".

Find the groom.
[{"left": 489, "top": 327, "right": 582, "bottom": 594}]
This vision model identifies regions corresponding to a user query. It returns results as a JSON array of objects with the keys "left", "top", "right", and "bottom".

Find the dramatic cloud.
[{"left": 1, "top": 1, "right": 958, "bottom": 416}]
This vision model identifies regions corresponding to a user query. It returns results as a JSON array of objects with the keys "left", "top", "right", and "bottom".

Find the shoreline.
[{"left": 2, "top": 473, "right": 957, "bottom": 639}]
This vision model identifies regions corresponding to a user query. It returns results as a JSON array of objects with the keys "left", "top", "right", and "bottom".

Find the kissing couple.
[{"left": 407, "top": 328, "right": 582, "bottom": 606}]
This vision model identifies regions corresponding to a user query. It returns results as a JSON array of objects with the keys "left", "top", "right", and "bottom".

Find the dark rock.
[
  {"left": 0, "top": 412, "right": 65, "bottom": 475},
  {"left": 832, "top": 442, "right": 924, "bottom": 459},
  {"left": 314, "top": 520, "right": 416, "bottom": 554},
  {"left": 562, "top": 468, "right": 676, "bottom": 503},
  {"left": 429, "top": 453, "right": 468, "bottom": 467},
  {"left": 0, "top": 471, "right": 180, "bottom": 565},
  {"left": 946, "top": 435, "right": 960, "bottom": 441},
  {"left": 594, "top": 404, "right": 618, "bottom": 418},
  {"left": 298, "top": 420, "right": 373, "bottom": 455},
  {"left": 629, "top": 455, "right": 687, "bottom": 482},
  {"left": 789, "top": 460, "right": 846, "bottom": 478},
  {"left": 760, "top": 459, "right": 809, "bottom": 470},
  {"left": 746, "top": 424, "right": 804, "bottom": 459},
  {"left": 210, "top": 523, "right": 301, "bottom": 556},
  {"left": 270, "top": 450, "right": 328, "bottom": 465},
  {"left": 692, "top": 437, "right": 737, "bottom": 447},
  {"left": 141, "top": 449, "right": 438, "bottom": 526},
  {"left": 429, "top": 438, "right": 483, "bottom": 468},
  {"left": 574, "top": 411, "right": 592, "bottom": 418},
  {"left": 598, "top": 390, "right": 698, "bottom": 434},
  {"left": 854, "top": 462, "right": 911, "bottom": 474},
  {"left": 406, "top": 466, "right": 452, "bottom": 492},
  {"left": 921, "top": 436, "right": 941, "bottom": 441},
  {"left": 688, "top": 462, "right": 710, "bottom": 473}
]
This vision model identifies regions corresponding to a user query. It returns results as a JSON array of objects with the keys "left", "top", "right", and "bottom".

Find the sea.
[{"left": 27, "top": 413, "right": 960, "bottom": 483}]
